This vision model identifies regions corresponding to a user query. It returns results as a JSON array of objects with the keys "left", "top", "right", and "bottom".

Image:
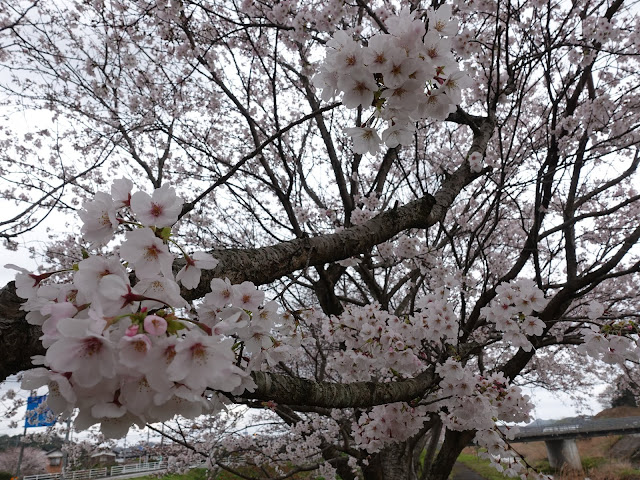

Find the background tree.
[
  {"left": 0, "top": 447, "right": 47, "bottom": 476},
  {"left": 0, "top": 1, "right": 639, "bottom": 480},
  {"left": 599, "top": 371, "right": 640, "bottom": 409}
]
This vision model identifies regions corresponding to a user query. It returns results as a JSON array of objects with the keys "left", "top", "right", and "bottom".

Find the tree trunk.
[
  {"left": 426, "top": 429, "right": 476, "bottom": 480},
  {"left": 0, "top": 281, "right": 45, "bottom": 380},
  {"left": 361, "top": 442, "right": 416, "bottom": 480},
  {"left": 359, "top": 428, "right": 475, "bottom": 480}
]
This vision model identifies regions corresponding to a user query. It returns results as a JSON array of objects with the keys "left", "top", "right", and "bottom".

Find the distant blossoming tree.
[
  {"left": 0, "top": 447, "right": 47, "bottom": 476},
  {"left": 0, "top": 1, "right": 639, "bottom": 479}
]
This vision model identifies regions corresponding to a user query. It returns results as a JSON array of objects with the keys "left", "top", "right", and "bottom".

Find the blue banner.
[{"left": 25, "top": 395, "right": 56, "bottom": 428}]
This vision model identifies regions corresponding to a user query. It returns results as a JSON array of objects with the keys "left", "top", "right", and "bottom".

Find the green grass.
[
  {"left": 164, "top": 469, "right": 209, "bottom": 480},
  {"left": 135, "top": 465, "right": 315, "bottom": 480},
  {"left": 581, "top": 456, "right": 609, "bottom": 472},
  {"left": 531, "top": 459, "right": 552, "bottom": 474},
  {"left": 455, "top": 453, "right": 512, "bottom": 480},
  {"left": 135, "top": 468, "right": 209, "bottom": 480},
  {"left": 619, "top": 467, "right": 640, "bottom": 480}
]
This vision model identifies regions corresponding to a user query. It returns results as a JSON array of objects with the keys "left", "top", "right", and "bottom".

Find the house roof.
[{"left": 90, "top": 451, "right": 116, "bottom": 458}]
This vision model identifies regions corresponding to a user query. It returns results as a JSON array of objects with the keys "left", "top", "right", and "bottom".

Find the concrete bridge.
[{"left": 508, "top": 416, "right": 640, "bottom": 471}]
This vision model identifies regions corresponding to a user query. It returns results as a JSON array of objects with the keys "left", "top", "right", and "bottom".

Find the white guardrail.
[{"left": 23, "top": 461, "right": 167, "bottom": 480}]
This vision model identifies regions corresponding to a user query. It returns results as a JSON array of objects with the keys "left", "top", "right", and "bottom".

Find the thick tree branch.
[
  {"left": 181, "top": 193, "right": 438, "bottom": 300},
  {"left": 245, "top": 369, "right": 435, "bottom": 408}
]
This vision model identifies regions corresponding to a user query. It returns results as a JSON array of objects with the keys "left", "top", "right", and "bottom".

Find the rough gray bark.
[
  {"left": 362, "top": 443, "right": 415, "bottom": 480},
  {"left": 181, "top": 193, "right": 437, "bottom": 298},
  {"left": 246, "top": 368, "right": 435, "bottom": 408},
  {"left": 426, "top": 429, "right": 477, "bottom": 480},
  {"left": 0, "top": 281, "right": 45, "bottom": 380}
]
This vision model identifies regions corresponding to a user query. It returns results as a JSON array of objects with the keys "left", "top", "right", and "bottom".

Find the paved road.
[{"left": 451, "top": 462, "right": 487, "bottom": 480}]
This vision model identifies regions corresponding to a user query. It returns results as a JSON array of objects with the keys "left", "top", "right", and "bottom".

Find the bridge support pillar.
[{"left": 544, "top": 439, "right": 582, "bottom": 471}]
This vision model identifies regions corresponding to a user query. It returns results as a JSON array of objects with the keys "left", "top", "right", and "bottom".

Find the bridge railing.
[{"left": 513, "top": 415, "right": 640, "bottom": 442}]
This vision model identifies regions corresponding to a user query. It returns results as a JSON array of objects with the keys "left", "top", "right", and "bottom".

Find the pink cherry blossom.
[
  {"left": 469, "top": 151, "right": 483, "bottom": 172},
  {"left": 4, "top": 264, "right": 42, "bottom": 300},
  {"left": 125, "top": 324, "right": 139, "bottom": 336},
  {"left": 45, "top": 328, "right": 116, "bottom": 388},
  {"left": 130, "top": 183, "right": 183, "bottom": 227},
  {"left": 416, "top": 89, "right": 456, "bottom": 120},
  {"left": 337, "top": 68, "right": 378, "bottom": 108},
  {"left": 206, "top": 277, "right": 237, "bottom": 308},
  {"left": 144, "top": 314, "right": 167, "bottom": 336},
  {"left": 118, "top": 333, "right": 152, "bottom": 368},
  {"left": 362, "top": 35, "right": 404, "bottom": 74},
  {"left": 111, "top": 177, "right": 133, "bottom": 208},
  {"left": 119, "top": 227, "right": 174, "bottom": 279},
  {"left": 135, "top": 275, "right": 187, "bottom": 309},
  {"left": 78, "top": 192, "right": 119, "bottom": 245},
  {"left": 166, "top": 333, "right": 242, "bottom": 392},
  {"left": 21, "top": 367, "right": 77, "bottom": 415},
  {"left": 74, "top": 255, "right": 128, "bottom": 301},
  {"left": 381, "top": 123, "right": 414, "bottom": 148},
  {"left": 426, "top": 5, "right": 458, "bottom": 37}
]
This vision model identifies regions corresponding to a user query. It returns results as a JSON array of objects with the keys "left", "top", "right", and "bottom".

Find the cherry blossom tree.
[
  {"left": 0, "top": 447, "right": 47, "bottom": 476},
  {"left": 1, "top": 1, "right": 639, "bottom": 479}
]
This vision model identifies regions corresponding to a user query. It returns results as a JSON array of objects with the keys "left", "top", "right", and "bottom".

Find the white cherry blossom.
[
  {"left": 46, "top": 322, "right": 116, "bottom": 388},
  {"left": 176, "top": 251, "right": 219, "bottom": 289},
  {"left": 79, "top": 192, "right": 119, "bottom": 245},
  {"left": 119, "top": 227, "right": 174, "bottom": 279},
  {"left": 111, "top": 177, "right": 133, "bottom": 208},
  {"left": 130, "top": 183, "right": 183, "bottom": 227},
  {"left": 344, "top": 127, "right": 382, "bottom": 155},
  {"left": 166, "top": 332, "right": 243, "bottom": 392}
]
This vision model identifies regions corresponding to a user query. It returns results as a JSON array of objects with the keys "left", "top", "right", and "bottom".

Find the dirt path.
[{"left": 451, "top": 462, "right": 487, "bottom": 480}]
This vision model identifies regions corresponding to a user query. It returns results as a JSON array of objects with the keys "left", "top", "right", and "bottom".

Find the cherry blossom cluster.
[
  {"left": 318, "top": 298, "right": 540, "bottom": 472},
  {"left": 436, "top": 360, "right": 532, "bottom": 432},
  {"left": 351, "top": 360, "right": 534, "bottom": 458},
  {"left": 353, "top": 402, "right": 430, "bottom": 453},
  {"left": 9, "top": 179, "right": 299, "bottom": 438},
  {"left": 321, "top": 304, "right": 424, "bottom": 382},
  {"left": 218, "top": 412, "right": 341, "bottom": 475},
  {"left": 319, "top": 290, "right": 465, "bottom": 383},
  {"left": 413, "top": 290, "right": 460, "bottom": 340},
  {"left": 347, "top": 193, "right": 427, "bottom": 262},
  {"left": 474, "top": 429, "right": 552, "bottom": 480},
  {"left": 577, "top": 301, "right": 639, "bottom": 364},
  {"left": 479, "top": 279, "right": 548, "bottom": 352},
  {"left": 349, "top": 193, "right": 382, "bottom": 225},
  {"left": 582, "top": 16, "right": 621, "bottom": 45},
  {"left": 313, "top": 5, "right": 469, "bottom": 155},
  {"left": 241, "top": 0, "right": 347, "bottom": 42},
  {"left": 435, "top": 361, "right": 550, "bottom": 479}
]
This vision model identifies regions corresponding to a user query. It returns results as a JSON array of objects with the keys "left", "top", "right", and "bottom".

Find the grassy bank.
[
  {"left": 135, "top": 465, "right": 313, "bottom": 480},
  {"left": 134, "top": 452, "right": 640, "bottom": 480},
  {"left": 455, "top": 453, "right": 513, "bottom": 480},
  {"left": 458, "top": 448, "right": 640, "bottom": 480}
]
